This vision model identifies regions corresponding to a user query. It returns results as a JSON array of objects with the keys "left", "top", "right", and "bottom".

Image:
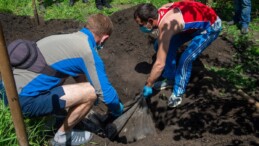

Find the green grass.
[
  {"left": 0, "top": 88, "right": 52, "bottom": 146},
  {"left": 207, "top": 65, "right": 257, "bottom": 90},
  {"left": 0, "top": 0, "right": 173, "bottom": 22}
]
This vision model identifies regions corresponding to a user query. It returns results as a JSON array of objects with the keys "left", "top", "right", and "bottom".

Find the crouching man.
[{"left": 1, "top": 13, "right": 123, "bottom": 145}]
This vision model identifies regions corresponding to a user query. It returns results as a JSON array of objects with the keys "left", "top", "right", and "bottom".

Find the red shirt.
[{"left": 158, "top": 1, "right": 217, "bottom": 32}]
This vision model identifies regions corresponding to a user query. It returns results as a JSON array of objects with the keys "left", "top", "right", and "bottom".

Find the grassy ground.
[
  {"left": 0, "top": 0, "right": 172, "bottom": 22},
  {"left": 0, "top": 87, "right": 52, "bottom": 145}
]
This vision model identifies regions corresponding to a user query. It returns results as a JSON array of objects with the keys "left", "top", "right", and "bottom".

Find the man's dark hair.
[{"left": 134, "top": 3, "right": 158, "bottom": 22}]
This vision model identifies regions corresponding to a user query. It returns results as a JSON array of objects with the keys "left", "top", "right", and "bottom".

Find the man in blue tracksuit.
[
  {"left": 134, "top": 2, "right": 222, "bottom": 107},
  {"left": 1, "top": 14, "right": 123, "bottom": 145}
]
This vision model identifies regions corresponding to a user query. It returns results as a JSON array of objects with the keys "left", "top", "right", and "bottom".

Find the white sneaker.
[
  {"left": 153, "top": 79, "right": 174, "bottom": 90},
  {"left": 50, "top": 130, "right": 93, "bottom": 146},
  {"left": 168, "top": 94, "right": 182, "bottom": 108}
]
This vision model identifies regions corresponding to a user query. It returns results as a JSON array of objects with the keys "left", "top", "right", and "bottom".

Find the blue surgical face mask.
[
  {"left": 96, "top": 44, "right": 103, "bottom": 50},
  {"left": 140, "top": 26, "right": 153, "bottom": 33}
]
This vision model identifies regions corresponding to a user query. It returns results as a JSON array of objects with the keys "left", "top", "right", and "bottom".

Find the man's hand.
[
  {"left": 142, "top": 86, "right": 153, "bottom": 98},
  {"left": 110, "top": 102, "right": 124, "bottom": 117}
]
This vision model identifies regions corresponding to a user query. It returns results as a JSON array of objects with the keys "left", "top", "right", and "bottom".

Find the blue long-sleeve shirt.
[{"left": 13, "top": 28, "right": 120, "bottom": 109}]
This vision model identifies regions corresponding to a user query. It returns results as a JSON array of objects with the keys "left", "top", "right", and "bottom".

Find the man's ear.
[
  {"left": 148, "top": 18, "right": 154, "bottom": 25},
  {"left": 101, "top": 35, "right": 109, "bottom": 43}
]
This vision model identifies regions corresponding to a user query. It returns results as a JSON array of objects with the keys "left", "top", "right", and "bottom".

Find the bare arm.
[
  {"left": 146, "top": 11, "right": 183, "bottom": 87},
  {"left": 146, "top": 27, "right": 170, "bottom": 86}
]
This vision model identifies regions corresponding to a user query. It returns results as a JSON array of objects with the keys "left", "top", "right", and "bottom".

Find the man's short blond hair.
[{"left": 85, "top": 14, "right": 113, "bottom": 37}]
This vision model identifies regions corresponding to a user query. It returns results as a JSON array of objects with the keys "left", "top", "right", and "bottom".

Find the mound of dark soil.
[{"left": 1, "top": 6, "right": 258, "bottom": 146}]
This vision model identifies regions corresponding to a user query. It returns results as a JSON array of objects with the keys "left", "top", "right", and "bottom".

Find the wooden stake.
[
  {"left": 32, "top": 0, "right": 40, "bottom": 25},
  {"left": 0, "top": 23, "right": 29, "bottom": 146}
]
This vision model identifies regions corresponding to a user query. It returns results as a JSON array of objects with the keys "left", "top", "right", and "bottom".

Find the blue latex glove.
[
  {"left": 142, "top": 86, "right": 153, "bottom": 98},
  {"left": 111, "top": 102, "right": 124, "bottom": 117}
]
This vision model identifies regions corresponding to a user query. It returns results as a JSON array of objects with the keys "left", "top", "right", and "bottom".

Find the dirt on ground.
[{"left": 1, "top": 5, "right": 259, "bottom": 146}]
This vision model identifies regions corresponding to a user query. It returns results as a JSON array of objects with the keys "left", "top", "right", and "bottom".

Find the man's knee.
[{"left": 80, "top": 83, "right": 97, "bottom": 103}]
